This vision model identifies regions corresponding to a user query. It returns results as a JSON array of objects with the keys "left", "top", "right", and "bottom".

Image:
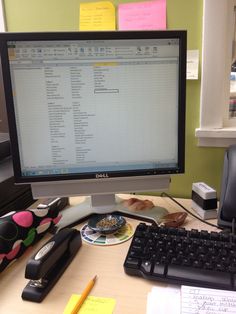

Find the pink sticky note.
[{"left": 118, "top": 0, "right": 166, "bottom": 31}]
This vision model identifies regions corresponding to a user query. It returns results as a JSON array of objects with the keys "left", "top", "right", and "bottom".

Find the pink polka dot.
[
  {"left": 40, "top": 218, "right": 52, "bottom": 225},
  {"left": 6, "top": 241, "right": 21, "bottom": 260},
  {"left": 12, "top": 211, "right": 33, "bottom": 227},
  {"left": 53, "top": 215, "right": 62, "bottom": 225}
]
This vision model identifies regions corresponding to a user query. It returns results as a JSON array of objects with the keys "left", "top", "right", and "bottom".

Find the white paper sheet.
[
  {"left": 187, "top": 50, "right": 199, "bottom": 80},
  {"left": 146, "top": 285, "right": 181, "bottom": 314}
]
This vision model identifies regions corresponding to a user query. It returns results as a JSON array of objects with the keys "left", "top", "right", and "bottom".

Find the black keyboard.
[{"left": 124, "top": 223, "right": 236, "bottom": 290}]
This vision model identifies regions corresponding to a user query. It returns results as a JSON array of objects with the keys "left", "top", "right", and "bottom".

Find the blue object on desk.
[{"left": 88, "top": 214, "right": 126, "bottom": 234}]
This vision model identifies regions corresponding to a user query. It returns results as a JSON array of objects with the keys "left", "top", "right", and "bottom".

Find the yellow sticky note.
[
  {"left": 63, "top": 294, "right": 116, "bottom": 314},
  {"left": 79, "top": 1, "right": 116, "bottom": 31}
]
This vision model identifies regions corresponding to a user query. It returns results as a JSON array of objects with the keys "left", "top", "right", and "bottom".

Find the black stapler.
[{"left": 22, "top": 228, "right": 82, "bottom": 302}]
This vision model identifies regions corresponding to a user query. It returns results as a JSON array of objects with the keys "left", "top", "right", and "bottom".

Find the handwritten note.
[
  {"left": 187, "top": 50, "right": 199, "bottom": 80},
  {"left": 63, "top": 294, "right": 116, "bottom": 314},
  {"left": 79, "top": 1, "right": 116, "bottom": 31},
  {"left": 181, "top": 285, "right": 236, "bottom": 314},
  {"left": 118, "top": 0, "right": 166, "bottom": 31}
]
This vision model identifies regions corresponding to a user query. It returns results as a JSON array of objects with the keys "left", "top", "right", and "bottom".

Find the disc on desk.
[{"left": 80, "top": 222, "right": 134, "bottom": 246}]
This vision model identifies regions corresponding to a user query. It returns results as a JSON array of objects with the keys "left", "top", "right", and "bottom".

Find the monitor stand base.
[{"left": 55, "top": 194, "right": 168, "bottom": 232}]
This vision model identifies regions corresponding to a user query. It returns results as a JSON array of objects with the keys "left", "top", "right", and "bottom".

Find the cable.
[{"left": 161, "top": 192, "right": 224, "bottom": 230}]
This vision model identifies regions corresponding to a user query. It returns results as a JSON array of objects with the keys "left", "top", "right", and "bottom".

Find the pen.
[{"left": 70, "top": 275, "right": 97, "bottom": 314}]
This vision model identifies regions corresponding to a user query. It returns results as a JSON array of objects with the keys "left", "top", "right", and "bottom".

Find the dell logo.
[{"left": 95, "top": 173, "right": 109, "bottom": 179}]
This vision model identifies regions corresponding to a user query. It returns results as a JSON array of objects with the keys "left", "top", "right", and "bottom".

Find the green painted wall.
[{"left": 2, "top": 0, "right": 226, "bottom": 198}]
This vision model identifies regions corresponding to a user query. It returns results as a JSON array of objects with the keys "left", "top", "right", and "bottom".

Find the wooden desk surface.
[{"left": 0, "top": 194, "right": 218, "bottom": 314}]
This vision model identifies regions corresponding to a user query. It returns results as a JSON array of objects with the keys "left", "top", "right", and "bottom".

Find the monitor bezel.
[{"left": 0, "top": 30, "right": 186, "bottom": 184}]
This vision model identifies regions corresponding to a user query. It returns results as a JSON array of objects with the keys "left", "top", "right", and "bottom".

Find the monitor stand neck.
[{"left": 55, "top": 194, "right": 168, "bottom": 231}]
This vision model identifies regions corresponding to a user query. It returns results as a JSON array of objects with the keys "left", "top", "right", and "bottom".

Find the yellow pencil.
[{"left": 70, "top": 275, "right": 97, "bottom": 314}]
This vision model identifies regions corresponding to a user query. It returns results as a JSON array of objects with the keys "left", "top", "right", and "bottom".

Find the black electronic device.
[
  {"left": 0, "top": 157, "right": 34, "bottom": 216},
  {"left": 124, "top": 223, "right": 236, "bottom": 290},
  {"left": 22, "top": 228, "right": 82, "bottom": 302},
  {"left": 218, "top": 145, "right": 236, "bottom": 229},
  {"left": 0, "top": 30, "right": 186, "bottom": 226},
  {"left": 0, "top": 133, "right": 34, "bottom": 216}
]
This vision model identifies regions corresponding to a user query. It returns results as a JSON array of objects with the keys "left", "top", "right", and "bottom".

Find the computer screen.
[{"left": 0, "top": 31, "right": 186, "bottom": 224}]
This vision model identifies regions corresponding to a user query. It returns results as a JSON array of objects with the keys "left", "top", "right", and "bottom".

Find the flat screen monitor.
[{"left": 0, "top": 30, "right": 186, "bottom": 226}]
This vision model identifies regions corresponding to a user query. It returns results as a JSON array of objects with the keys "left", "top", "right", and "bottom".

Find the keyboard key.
[
  {"left": 125, "top": 257, "right": 139, "bottom": 269},
  {"left": 153, "top": 262, "right": 165, "bottom": 276},
  {"left": 167, "top": 264, "right": 232, "bottom": 289},
  {"left": 140, "top": 261, "right": 152, "bottom": 274}
]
